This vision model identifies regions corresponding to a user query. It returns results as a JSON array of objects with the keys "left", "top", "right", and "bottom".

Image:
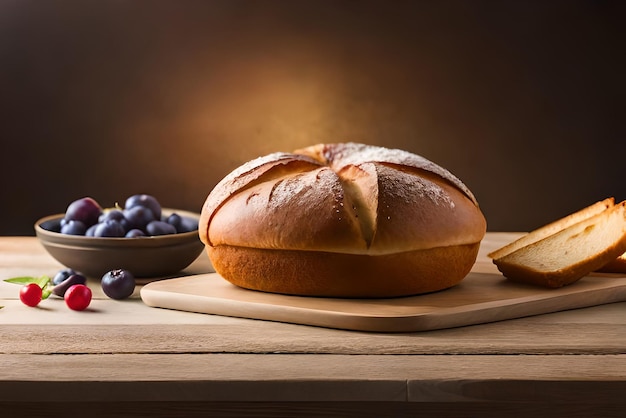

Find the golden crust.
[
  {"left": 598, "top": 253, "right": 626, "bottom": 273},
  {"left": 207, "top": 243, "right": 480, "bottom": 298},
  {"left": 200, "top": 142, "right": 487, "bottom": 297}
]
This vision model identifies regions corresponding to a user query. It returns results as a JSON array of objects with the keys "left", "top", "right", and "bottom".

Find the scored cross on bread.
[
  {"left": 199, "top": 142, "right": 487, "bottom": 298},
  {"left": 489, "top": 199, "right": 626, "bottom": 288}
]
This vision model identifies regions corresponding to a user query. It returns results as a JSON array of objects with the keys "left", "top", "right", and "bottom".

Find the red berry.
[
  {"left": 19, "top": 283, "right": 43, "bottom": 307},
  {"left": 64, "top": 284, "right": 92, "bottom": 311}
]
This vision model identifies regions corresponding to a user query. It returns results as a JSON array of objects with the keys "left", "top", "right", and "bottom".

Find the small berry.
[
  {"left": 101, "top": 269, "right": 135, "bottom": 300},
  {"left": 52, "top": 274, "right": 87, "bottom": 297},
  {"left": 65, "top": 284, "right": 92, "bottom": 311},
  {"left": 19, "top": 283, "right": 43, "bottom": 307},
  {"left": 53, "top": 268, "right": 77, "bottom": 286}
]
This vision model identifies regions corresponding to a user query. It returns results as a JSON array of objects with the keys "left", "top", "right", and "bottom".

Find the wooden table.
[{"left": 1, "top": 233, "right": 625, "bottom": 417}]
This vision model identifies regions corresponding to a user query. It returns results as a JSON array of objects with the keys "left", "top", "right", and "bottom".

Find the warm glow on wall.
[{"left": 166, "top": 32, "right": 440, "bottom": 166}]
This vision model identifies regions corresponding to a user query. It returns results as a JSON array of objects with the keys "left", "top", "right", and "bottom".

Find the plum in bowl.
[{"left": 35, "top": 208, "right": 204, "bottom": 278}]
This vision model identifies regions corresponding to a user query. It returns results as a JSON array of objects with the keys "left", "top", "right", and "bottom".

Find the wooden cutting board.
[{"left": 140, "top": 268, "right": 626, "bottom": 332}]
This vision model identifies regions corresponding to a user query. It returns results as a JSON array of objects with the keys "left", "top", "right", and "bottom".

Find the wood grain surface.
[
  {"left": 2, "top": 234, "right": 626, "bottom": 417},
  {"left": 140, "top": 268, "right": 626, "bottom": 332}
]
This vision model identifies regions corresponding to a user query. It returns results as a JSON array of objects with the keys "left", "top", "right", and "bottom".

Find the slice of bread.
[
  {"left": 488, "top": 197, "right": 614, "bottom": 260},
  {"left": 491, "top": 200, "right": 626, "bottom": 288}
]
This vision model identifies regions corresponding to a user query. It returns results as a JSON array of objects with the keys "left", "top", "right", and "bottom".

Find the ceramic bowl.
[{"left": 34, "top": 208, "right": 205, "bottom": 278}]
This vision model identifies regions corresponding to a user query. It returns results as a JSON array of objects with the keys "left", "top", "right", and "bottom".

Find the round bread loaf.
[{"left": 199, "top": 142, "right": 487, "bottom": 298}]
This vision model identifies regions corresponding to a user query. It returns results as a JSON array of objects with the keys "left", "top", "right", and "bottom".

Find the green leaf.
[
  {"left": 4, "top": 275, "right": 50, "bottom": 288},
  {"left": 35, "top": 276, "right": 50, "bottom": 289},
  {"left": 4, "top": 276, "right": 39, "bottom": 285}
]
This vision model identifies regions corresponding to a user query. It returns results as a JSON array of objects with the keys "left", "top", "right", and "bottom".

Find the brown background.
[{"left": 1, "top": 0, "right": 624, "bottom": 235}]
